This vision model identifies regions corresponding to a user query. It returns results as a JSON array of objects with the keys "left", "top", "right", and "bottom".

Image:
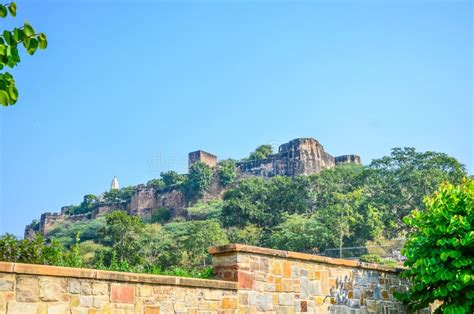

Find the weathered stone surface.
[
  {"left": 278, "top": 293, "right": 293, "bottom": 306},
  {"left": 110, "top": 284, "right": 135, "bottom": 304},
  {"left": 0, "top": 279, "right": 14, "bottom": 291},
  {"left": 39, "top": 277, "right": 61, "bottom": 301},
  {"left": 6, "top": 302, "right": 39, "bottom": 314},
  {"left": 257, "top": 294, "right": 273, "bottom": 311},
  {"left": 69, "top": 279, "right": 81, "bottom": 294},
  {"left": 46, "top": 303, "right": 69, "bottom": 314},
  {"left": 92, "top": 282, "right": 108, "bottom": 296},
  {"left": 16, "top": 276, "right": 39, "bottom": 302}
]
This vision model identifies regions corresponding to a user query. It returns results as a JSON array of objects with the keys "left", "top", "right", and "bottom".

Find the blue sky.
[{"left": 0, "top": 0, "right": 472, "bottom": 236}]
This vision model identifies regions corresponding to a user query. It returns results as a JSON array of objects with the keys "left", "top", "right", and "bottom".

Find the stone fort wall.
[
  {"left": 25, "top": 137, "right": 360, "bottom": 238},
  {"left": 0, "top": 244, "right": 420, "bottom": 314}
]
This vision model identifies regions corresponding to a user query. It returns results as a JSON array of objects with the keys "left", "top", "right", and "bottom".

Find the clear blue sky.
[{"left": 0, "top": 0, "right": 472, "bottom": 236}]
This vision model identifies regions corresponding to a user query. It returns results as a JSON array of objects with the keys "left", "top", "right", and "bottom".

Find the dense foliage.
[
  {"left": 398, "top": 179, "right": 473, "bottom": 313},
  {"left": 217, "top": 159, "right": 237, "bottom": 186},
  {"left": 184, "top": 161, "right": 213, "bottom": 198},
  {"left": 66, "top": 194, "right": 99, "bottom": 215},
  {"left": 246, "top": 144, "right": 273, "bottom": 160},
  {"left": 1, "top": 147, "right": 469, "bottom": 280},
  {"left": 102, "top": 186, "right": 134, "bottom": 203},
  {"left": 1, "top": 2, "right": 47, "bottom": 107}
]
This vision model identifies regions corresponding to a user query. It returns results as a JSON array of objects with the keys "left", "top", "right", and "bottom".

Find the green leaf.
[
  {"left": 27, "top": 38, "right": 38, "bottom": 55},
  {"left": 3, "top": 31, "right": 12, "bottom": 45},
  {"left": 13, "top": 28, "right": 23, "bottom": 42},
  {"left": 38, "top": 33, "right": 47, "bottom": 49},
  {"left": 0, "top": 5, "right": 7, "bottom": 18},
  {"left": 7, "top": 85, "right": 17, "bottom": 102},
  {"left": 8, "top": 2, "right": 16, "bottom": 17},
  {"left": 0, "top": 90, "right": 10, "bottom": 106},
  {"left": 23, "top": 22, "right": 35, "bottom": 37}
]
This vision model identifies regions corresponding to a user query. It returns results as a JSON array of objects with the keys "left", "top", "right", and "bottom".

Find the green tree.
[
  {"left": 163, "top": 219, "right": 228, "bottom": 269},
  {"left": 150, "top": 207, "right": 172, "bottom": 224},
  {"left": 147, "top": 178, "right": 165, "bottom": 189},
  {"left": 160, "top": 170, "right": 186, "bottom": 186},
  {"left": 221, "top": 176, "right": 307, "bottom": 229},
  {"left": 103, "top": 186, "right": 134, "bottom": 203},
  {"left": 184, "top": 161, "right": 213, "bottom": 198},
  {"left": 398, "top": 179, "right": 473, "bottom": 313},
  {"left": 1, "top": 2, "right": 47, "bottom": 106},
  {"left": 247, "top": 144, "right": 273, "bottom": 160},
  {"left": 217, "top": 159, "right": 237, "bottom": 186},
  {"left": 270, "top": 214, "right": 324, "bottom": 253},
  {"left": 227, "top": 224, "right": 262, "bottom": 246},
  {"left": 99, "top": 211, "right": 144, "bottom": 265},
  {"left": 47, "top": 217, "right": 106, "bottom": 248},
  {"left": 364, "top": 147, "right": 466, "bottom": 237}
]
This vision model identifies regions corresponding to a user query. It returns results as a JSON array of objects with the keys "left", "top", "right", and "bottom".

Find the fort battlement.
[{"left": 190, "top": 138, "right": 360, "bottom": 178}]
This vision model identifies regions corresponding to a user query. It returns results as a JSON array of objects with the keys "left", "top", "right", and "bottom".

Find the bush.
[
  {"left": 160, "top": 171, "right": 186, "bottom": 187},
  {"left": 103, "top": 186, "right": 134, "bottom": 204},
  {"left": 184, "top": 162, "right": 213, "bottom": 198},
  {"left": 247, "top": 144, "right": 273, "bottom": 160},
  {"left": 398, "top": 178, "right": 473, "bottom": 313},
  {"left": 186, "top": 200, "right": 223, "bottom": 220},
  {"left": 147, "top": 178, "right": 165, "bottom": 189},
  {"left": 151, "top": 208, "right": 172, "bottom": 224},
  {"left": 217, "top": 159, "right": 237, "bottom": 186},
  {"left": 359, "top": 254, "right": 382, "bottom": 263}
]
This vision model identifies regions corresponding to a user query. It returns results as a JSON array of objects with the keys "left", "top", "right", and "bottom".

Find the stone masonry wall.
[
  {"left": 0, "top": 244, "right": 417, "bottom": 314},
  {"left": 210, "top": 245, "right": 412, "bottom": 314},
  {"left": 0, "top": 262, "right": 237, "bottom": 314}
]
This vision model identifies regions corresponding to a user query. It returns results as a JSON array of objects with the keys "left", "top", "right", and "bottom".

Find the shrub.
[
  {"left": 184, "top": 161, "right": 213, "bottom": 198},
  {"left": 151, "top": 207, "right": 172, "bottom": 224},
  {"left": 217, "top": 159, "right": 237, "bottom": 186},
  {"left": 360, "top": 254, "right": 382, "bottom": 264},
  {"left": 398, "top": 178, "right": 473, "bottom": 313}
]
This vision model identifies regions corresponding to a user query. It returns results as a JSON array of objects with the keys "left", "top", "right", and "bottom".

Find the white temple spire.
[{"left": 110, "top": 176, "right": 119, "bottom": 191}]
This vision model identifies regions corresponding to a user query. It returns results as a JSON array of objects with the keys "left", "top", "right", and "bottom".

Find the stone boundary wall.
[
  {"left": 0, "top": 262, "right": 237, "bottom": 314},
  {"left": 209, "top": 244, "right": 412, "bottom": 314},
  {"left": 0, "top": 244, "right": 416, "bottom": 314}
]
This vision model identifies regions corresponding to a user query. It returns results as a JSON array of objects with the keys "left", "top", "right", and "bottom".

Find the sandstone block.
[
  {"left": 80, "top": 295, "right": 93, "bottom": 307},
  {"left": 222, "top": 297, "right": 238, "bottom": 309},
  {"left": 0, "top": 280, "right": 13, "bottom": 291},
  {"left": 278, "top": 293, "right": 293, "bottom": 306},
  {"left": 257, "top": 294, "right": 273, "bottom": 311},
  {"left": 144, "top": 306, "right": 160, "bottom": 314},
  {"left": 16, "top": 276, "right": 39, "bottom": 302},
  {"left": 7, "top": 302, "right": 39, "bottom": 314},
  {"left": 92, "top": 282, "right": 108, "bottom": 296},
  {"left": 47, "top": 303, "right": 69, "bottom": 314},
  {"left": 70, "top": 295, "right": 80, "bottom": 307},
  {"left": 238, "top": 292, "right": 248, "bottom": 305},
  {"left": 81, "top": 281, "right": 93, "bottom": 295},
  {"left": 69, "top": 279, "right": 81, "bottom": 294},
  {"left": 111, "top": 284, "right": 135, "bottom": 304},
  {"left": 39, "top": 277, "right": 61, "bottom": 301}
]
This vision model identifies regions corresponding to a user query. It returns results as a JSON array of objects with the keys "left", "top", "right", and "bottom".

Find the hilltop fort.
[{"left": 25, "top": 137, "right": 360, "bottom": 237}]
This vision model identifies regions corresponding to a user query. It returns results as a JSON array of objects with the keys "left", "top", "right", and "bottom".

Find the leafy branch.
[{"left": 0, "top": 2, "right": 47, "bottom": 107}]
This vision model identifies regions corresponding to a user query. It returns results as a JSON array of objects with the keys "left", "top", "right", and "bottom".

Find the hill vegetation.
[{"left": 0, "top": 147, "right": 468, "bottom": 279}]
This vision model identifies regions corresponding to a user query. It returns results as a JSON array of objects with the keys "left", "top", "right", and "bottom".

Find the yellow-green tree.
[
  {"left": 399, "top": 178, "right": 474, "bottom": 313},
  {"left": 1, "top": 2, "right": 46, "bottom": 106}
]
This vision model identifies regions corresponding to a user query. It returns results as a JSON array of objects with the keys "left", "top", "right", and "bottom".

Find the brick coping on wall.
[
  {"left": 0, "top": 261, "right": 237, "bottom": 290},
  {"left": 209, "top": 244, "right": 405, "bottom": 273}
]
